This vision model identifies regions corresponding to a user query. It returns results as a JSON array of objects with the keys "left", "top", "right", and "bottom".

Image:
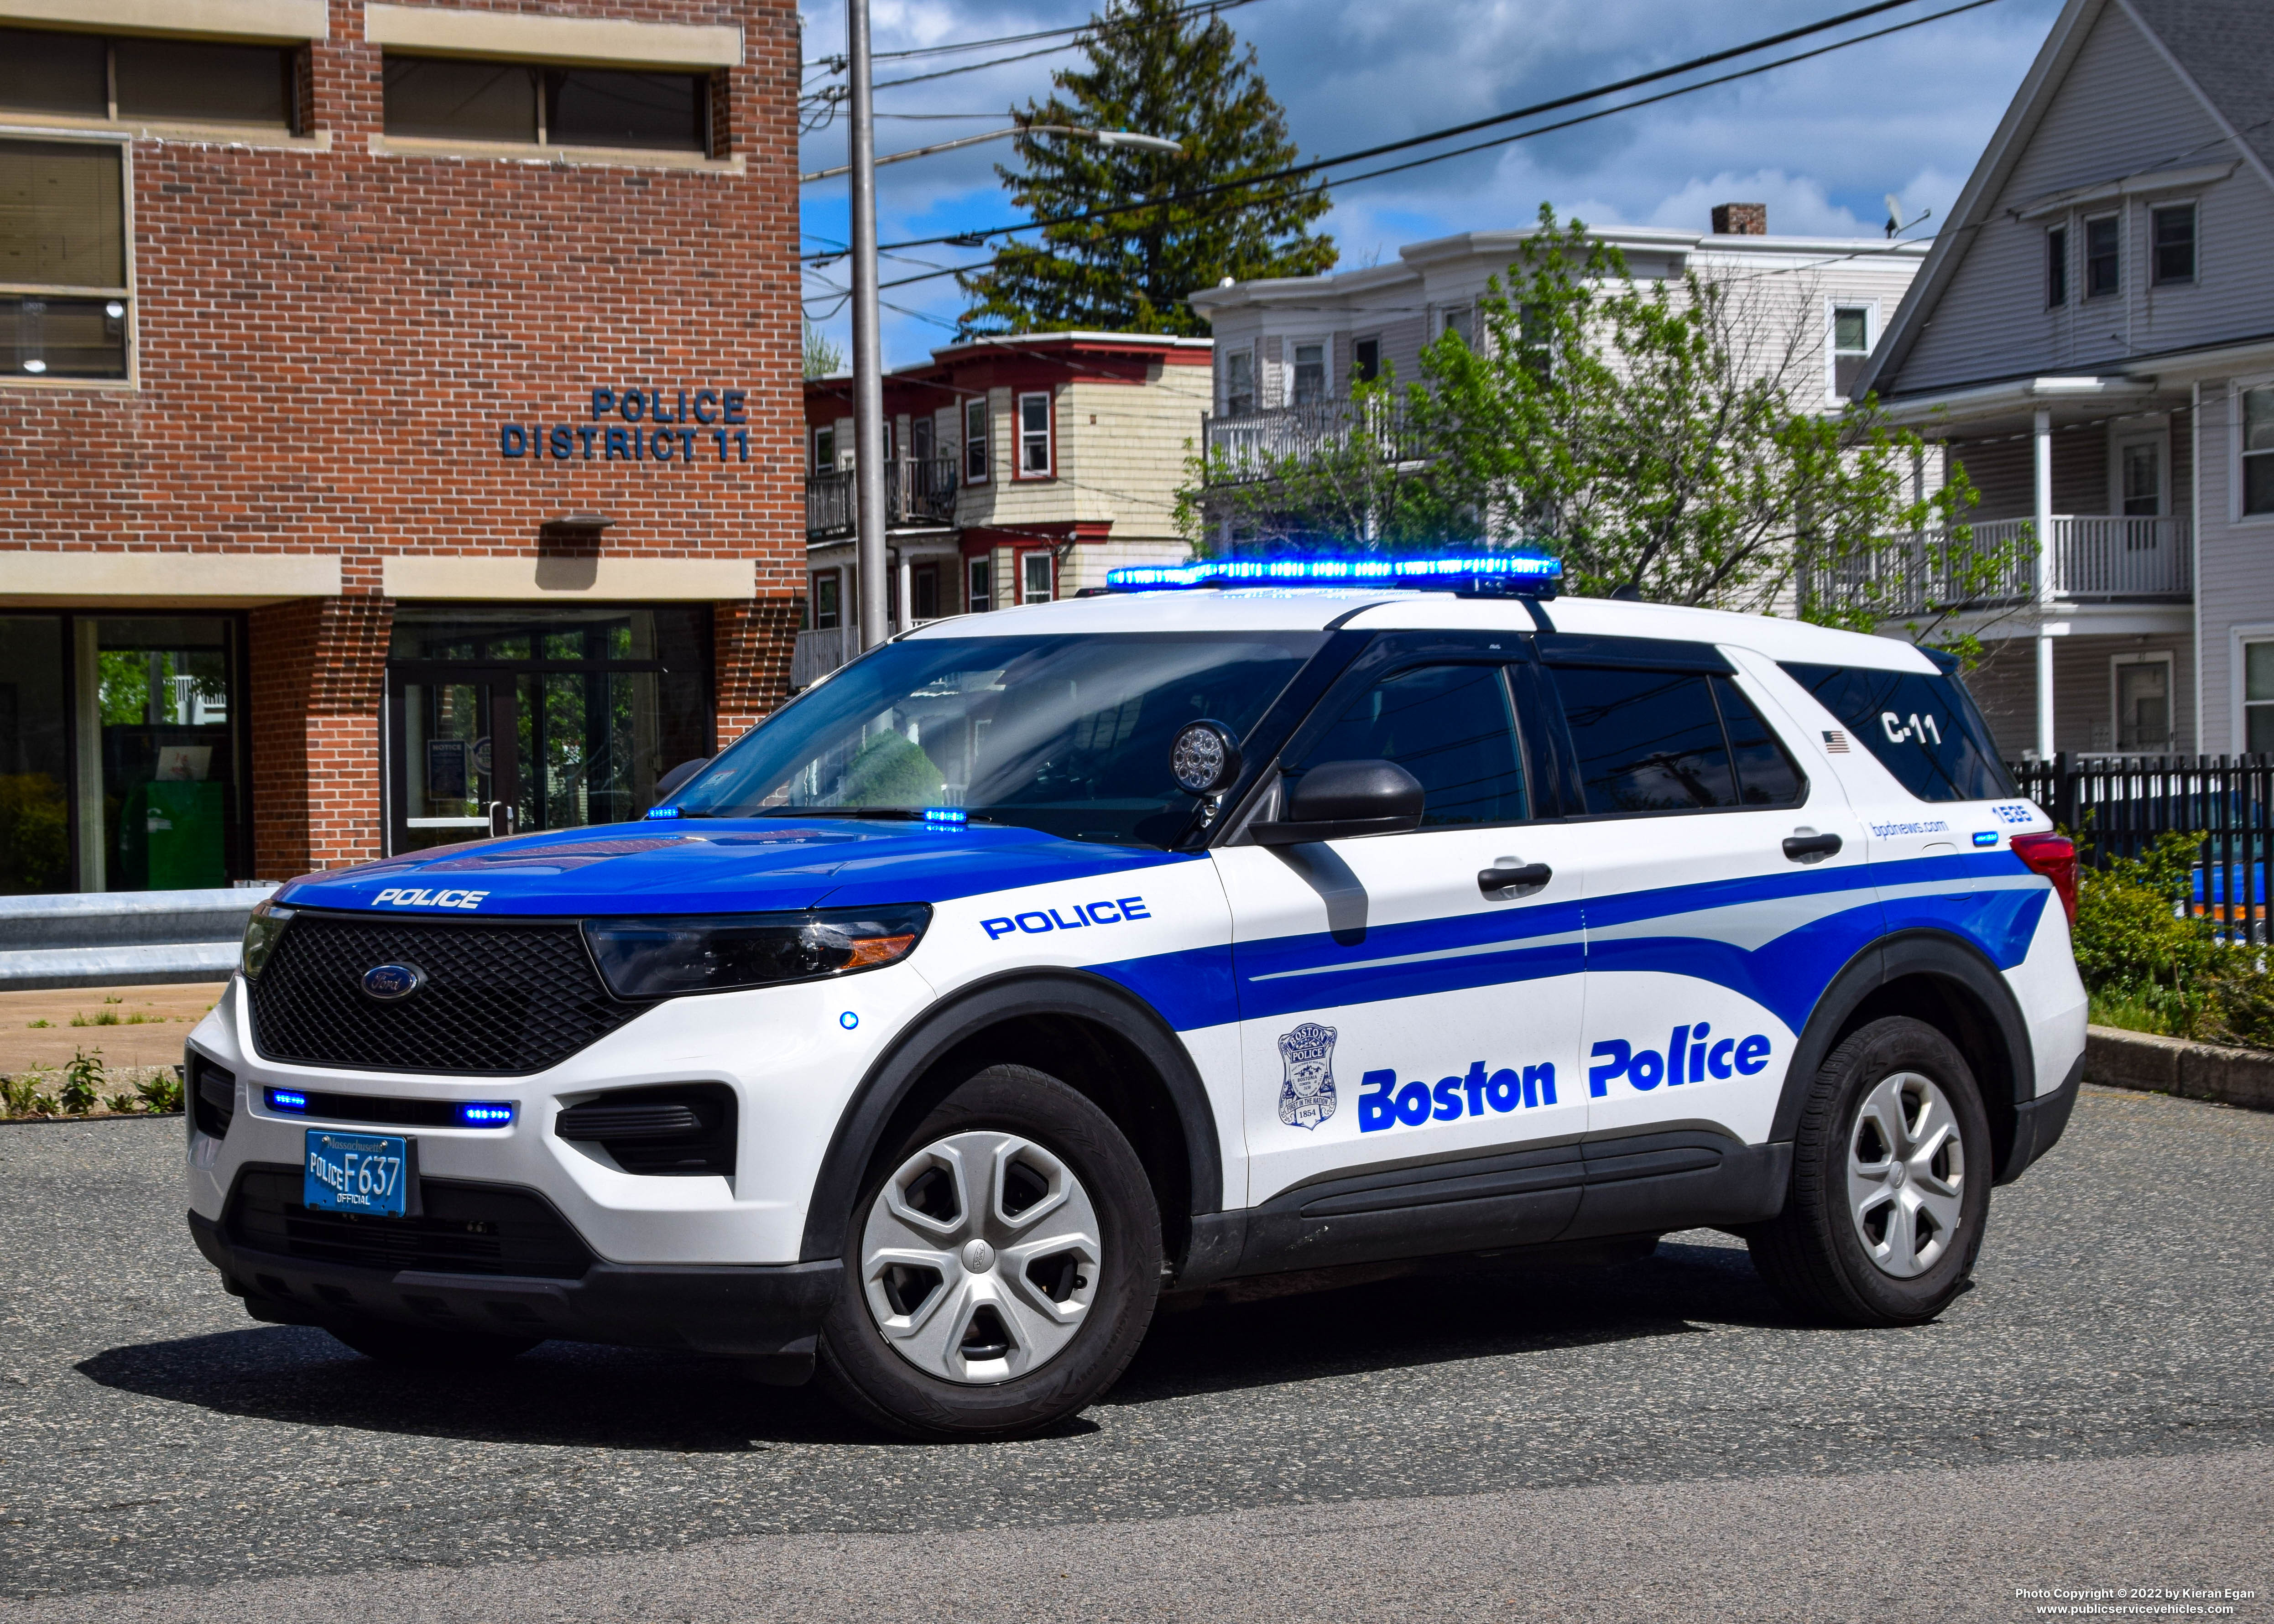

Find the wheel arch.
[
  {"left": 798, "top": 969, "right": 1225, "bottom": 1269},
  {"left": 1771, "top": 931, "right": 2037, "bottom": 1183}
]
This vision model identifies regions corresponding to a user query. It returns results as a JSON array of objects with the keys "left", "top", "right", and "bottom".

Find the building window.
[
  {"left": 2118, "top": 440, "right": 2162, "bottom": 517},
  {"left": 0, "top": 26, "right": 295, "bottom": 130},
  {"left": 1353, "top": 337, "right": 1380, "bottom": 383},
  {"left": 1440, "top": 306, "right": 1474, "bottom": 347},
  {"left": 2085, "top": 214, "right": 2120, "bottom": 297},
  {"left": 811, "top": 425, "right": 835, "bottom": 471},
  {"left": 911, "top": 415, "right": 934, "bottom": 462},
  {"left": 0, "top": 139, "right": 130, "bottom": 380},
  {"left": 1021, "top": 552, "right": 1053, "bottom": 604},
  {"left": 382, "top": 56, "right": 707, "bottom": 153},
  {"left": 1292, "top": 340, "right": 1326, "bottom": 406},
  {"left": 1222, "top": 349, "right": 1254, "bottom": 416},
  {"left": 1017, "top": 390, "right": 1052, "bottom": 477},
  {"left": 2243, "top": 387, "right": 2274, "bottom": 515},
  {"left": 912, "top": 566, "right": 939, "bottom": 622},
  {"left": 2247, "top": 642, "right": 2274, "bottom": 752},
  {"left": 2112, "top": 655, "right": 2172, "bottom": 752},
  {"left": 963, "top": 398, "right": 989, "bottom": 482},
  {"left": 1831, "top": 306, "right": 1871, "bottom": 396},
  {"left": 2152, "top": 203, "right": 2196, "bottom": 285},
  {"left": 811, "top": 572, "right": 840, "bottom": 631},
  {"left": 2046, "top": 224, "right": 2067, "bottom": 306},
  {"left": 967, "top": 557, "right": 991, "bottom": 612}
]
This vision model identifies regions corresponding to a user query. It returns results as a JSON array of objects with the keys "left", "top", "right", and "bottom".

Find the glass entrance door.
[{"left": 384, "top": 605, "right": 713, "bottom": 855}]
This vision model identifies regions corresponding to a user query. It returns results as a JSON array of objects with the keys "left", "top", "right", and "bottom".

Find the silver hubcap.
[
  {"left": 860, "top": 1130, "right": 1103, "bottom": 1385},
  {"left": 1847, "top": 1071, "right": 1967, "bottom": 1279}
]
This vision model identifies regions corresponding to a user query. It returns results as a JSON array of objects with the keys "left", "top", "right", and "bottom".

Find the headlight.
[
  {"left": 240, "top": 899, "right": 295, "bottom": 979},
  {"left": 582, "top": 906, "right": 931, "bottom": 999}
]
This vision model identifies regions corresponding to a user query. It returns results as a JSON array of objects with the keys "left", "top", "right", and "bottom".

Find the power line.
[
  {"left": 803, "top": 0, "right": 2002, "bottom": 263},
  {"left": 806, "top": 0, "right": 1265, "bottom": 72}
]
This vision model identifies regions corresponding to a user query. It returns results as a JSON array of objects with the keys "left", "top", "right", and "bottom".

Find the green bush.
[
  {"left": 135, "top": 1070, "right": 184, "bottom": 1114},
  {"left": 2072, "top": 829, "right": 2274, "bottom": 1048}
]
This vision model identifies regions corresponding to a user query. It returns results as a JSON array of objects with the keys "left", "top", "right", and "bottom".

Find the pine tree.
[{"left": 956, "top": 0, "right": 1335, "bottom": 337}]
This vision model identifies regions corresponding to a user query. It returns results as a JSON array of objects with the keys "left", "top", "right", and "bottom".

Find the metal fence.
[{"left": 2010, "top": 754, "right": 2274, "bottom": 944}]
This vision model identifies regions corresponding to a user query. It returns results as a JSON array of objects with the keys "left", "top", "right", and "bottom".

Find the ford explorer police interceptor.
[{"left": 184, "top": 554, "right": 2086, "bottom": 1439}]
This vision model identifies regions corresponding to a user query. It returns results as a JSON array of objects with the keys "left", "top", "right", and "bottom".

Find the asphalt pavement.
[{"left": 3, "top": 1084, "right": 2270, "bottom": 1621}]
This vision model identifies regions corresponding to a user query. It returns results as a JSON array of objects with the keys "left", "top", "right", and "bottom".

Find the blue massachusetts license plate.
[{"left": 304, "top": 1130, "right": 410, "bottom": 1217}]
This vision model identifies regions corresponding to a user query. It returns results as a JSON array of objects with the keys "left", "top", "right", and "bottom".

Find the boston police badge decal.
[{"left": 1277, "top": 1022, "right": 1338, "bottom": 1130}]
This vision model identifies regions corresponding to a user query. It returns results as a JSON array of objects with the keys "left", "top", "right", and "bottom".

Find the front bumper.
[{"left": 187, "top": 1194, "right": 841, "bottom": 1367}]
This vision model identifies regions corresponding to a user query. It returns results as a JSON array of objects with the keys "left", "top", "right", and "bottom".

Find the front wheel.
[
  {"left": 1747, "top": 1016, "right": 1992, "bottom": 1327},
  {"left": 817, "top": 1063, "right": 1162, "bottom": 1440}
]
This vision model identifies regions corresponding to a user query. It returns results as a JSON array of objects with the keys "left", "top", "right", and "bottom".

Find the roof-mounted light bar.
[{"left": 1104, "top": 552, "right": 1562, "bottom": 599}]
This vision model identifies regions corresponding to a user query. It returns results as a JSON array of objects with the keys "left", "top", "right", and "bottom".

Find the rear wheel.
[
  {"left": 325, "top": 1319, "right": 539, "bottom": 1367},
  {"left": 817, "top": 1063, "right": 1162, "bottom": 1440},
  {"left": 1748, "top": 1015, "right": 1992, "bottom": 1326}
]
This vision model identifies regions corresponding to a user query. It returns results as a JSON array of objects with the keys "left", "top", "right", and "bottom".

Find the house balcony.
[
  {"left": 789, "top": 617, "right": 956, "bottom": 690},
  {"left": 804, "top": 456, "right": 959, "bottom": 540},
  {"left": 1812, "top": 515, "right": 2191, "bottom": 618},
  {"left": 1200, "top": 400, "right": 1426, "bottom": 484}
]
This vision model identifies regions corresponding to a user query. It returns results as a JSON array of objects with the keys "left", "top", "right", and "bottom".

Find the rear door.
[
  {"left": 1212, "top": 632, "right": 1590, "bottom": 1223},
  {"left": 1545, "top": 640, "right": 1873, "bottom": 1160}
]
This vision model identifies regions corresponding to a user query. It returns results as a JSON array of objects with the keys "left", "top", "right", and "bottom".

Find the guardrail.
[{"left": 0, "top": 885, "right": 280, "bottom": 990}]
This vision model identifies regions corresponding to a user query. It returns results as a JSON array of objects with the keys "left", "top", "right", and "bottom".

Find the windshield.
[{"left": 672, "top": 631, "right": 1326, "bottom": 846}]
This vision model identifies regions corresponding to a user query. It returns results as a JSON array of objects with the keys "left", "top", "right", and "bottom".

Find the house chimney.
[{"left": 1711, "top": 202, "right": 1767, "bottom": 236}]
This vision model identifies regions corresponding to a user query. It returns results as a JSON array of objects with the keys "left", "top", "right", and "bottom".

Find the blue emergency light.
[{"left": 1103, "top": 552, "right": 1562, "bottom": 598}]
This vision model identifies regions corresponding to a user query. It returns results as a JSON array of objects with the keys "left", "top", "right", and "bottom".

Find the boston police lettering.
[
  {"left": 1360, "top": 1059, "right": 1557, "bottom": 1132},
  {"left": 498, "top": 385, "right": 751, "bottom": 464},
  {"left": 1588, "top": 1022, "right": 1771, "bottom": 1097}
]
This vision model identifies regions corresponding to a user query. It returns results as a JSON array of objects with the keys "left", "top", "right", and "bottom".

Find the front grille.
[
  {"left": 249, "top": 911, "right": 646, "bottom": 1074},
  {"left": 225, "top": 1166, "right": 593, "bottom": 1280}
]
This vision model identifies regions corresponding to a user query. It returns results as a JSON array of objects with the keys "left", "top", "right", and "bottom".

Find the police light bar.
[{"left": 1103, "top": 552, "right": 1562, "bottom": 598}]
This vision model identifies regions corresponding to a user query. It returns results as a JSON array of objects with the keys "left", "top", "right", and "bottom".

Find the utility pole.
[{"left": 846, "top": 0, "right": 887, "bottom": 652}]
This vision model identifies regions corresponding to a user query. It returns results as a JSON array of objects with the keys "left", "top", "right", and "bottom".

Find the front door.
[
  {"left": 1215, "top": 636, "right": 1590, "bottom": 1218},
  {"left": 387, "top": 669, "right": 519, "bottom": 853}
]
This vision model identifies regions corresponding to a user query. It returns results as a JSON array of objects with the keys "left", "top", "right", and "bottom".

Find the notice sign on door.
[{"left": 427, "top": 739, "right": 469, "bottom": 802}]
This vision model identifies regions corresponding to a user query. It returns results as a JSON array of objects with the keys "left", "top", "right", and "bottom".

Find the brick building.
[{"left": 0, "top": 0, "right": 802, "bottom": 898}]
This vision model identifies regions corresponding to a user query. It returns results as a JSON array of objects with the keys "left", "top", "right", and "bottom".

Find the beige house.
[{"left": 798, "top": 332, "right": 1210, "bottom": 682}]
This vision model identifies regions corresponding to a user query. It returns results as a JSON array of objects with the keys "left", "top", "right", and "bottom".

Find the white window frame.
[
  {"left": 2082, "top": 210, "right": 2122, "bottom": 299},
  {"left": 2232, "top": 624, "right": 2274, "bottom": 754},
  {"left": 0, "top": 128, "right": 138, "bottom": 392},
  {"left": 1014, "top": 389, "right": 1053, "bottom": 480},
  {"left": 2228, "top": 376, "right": 2274, "bottom": 524},
  {"left": 1352, "top": 333, "right": 1382, "bottom": 385},
  {"left": 809, "top": 568, "right": 842, "bottom": 631},
  {"left": 2109, "top": 650, "right": 2177, "bottom": 754},
  {"left": 1220, "top": 345, "right": 1256, "bottom": 416},
  {"left": 2149, "top": 198, "right": 2198, "bottom": 287},
  {"left": 811, "top": 425, "right": 836, "bottom": 472},
  {"left": 2107, "top": 418, "right": 2170, "bottom": 518},
  {"left": 1436, "top": 302, "right": 1475, "bottom": 348},
  {"left": 1288, "top": 334, "right": 1330, "bottom": 406},
  {"left": 1825, "top": 299, "right": 1877, "bottom": 401},
  {"left": 2045, "top": 221, "right": 2069, "bottom": 308},
  {"left": 963, "top": 396, "right": 989, "bottom": 484},
  {"left": 966, "top": 554, "right": 991, "bottom": 612},
  {"left": 1020, "top": 549, "right": 1053, "bottom": 604}
]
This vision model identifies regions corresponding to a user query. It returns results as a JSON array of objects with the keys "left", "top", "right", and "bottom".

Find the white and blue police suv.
[{"left": 186, "top": 554, "right": 2087, "bottom": 1438}]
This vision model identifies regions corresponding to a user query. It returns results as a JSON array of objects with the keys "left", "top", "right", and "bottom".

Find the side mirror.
[
  {"left": 1169, "top": 719, "right": 1243, "bottom": 796},
  {"left": 652, "top": 757, "right": 711, "bottom": 805},
  {"left": 1250, "top": 760, "right": 1424, "bottom": 845}
]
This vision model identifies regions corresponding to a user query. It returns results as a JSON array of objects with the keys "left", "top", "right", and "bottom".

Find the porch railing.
[
  {"left": 788, "top": 614, "right": 956, "bottom": 690},
  {"left": 804, "top": 456, "right": 960, "bottom": 540},
  {"left": 1200, "top": 400, "right": 1426, "bottom": 484},
  {"left": 1811, "top": 515, "right": 2191, "bottom": 616}
]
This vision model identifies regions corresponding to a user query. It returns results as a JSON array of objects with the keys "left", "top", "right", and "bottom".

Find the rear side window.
[
  {"left": 1552, "top": 667, "right": 1804, "bottom": 814},
  {"left": 1297, "top": 663, "right": 1529, "bottom": 827},
  {"left": 1780, "top": 662, "right": 2015, "bottom": 802}
]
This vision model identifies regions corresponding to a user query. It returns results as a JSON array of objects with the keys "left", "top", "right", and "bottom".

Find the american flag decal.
[{"left": 1823, "top": 730, "right": 1849, "bottom": 752}]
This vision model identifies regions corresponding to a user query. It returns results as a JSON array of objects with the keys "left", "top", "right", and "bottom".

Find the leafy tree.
[
  {"left": 1186, "top": 206, "right": 2016, "bottom": 658},
  {"left": 957, "top": 0, "right": 1335, "bottom": 337},
  {"left": 803, "top": 319, "right": 845, "bottom": 379}
]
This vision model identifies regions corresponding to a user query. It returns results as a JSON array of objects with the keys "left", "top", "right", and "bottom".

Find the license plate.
[{"left": 304, "top": 1130, "right": 411, "bottom": 1217}]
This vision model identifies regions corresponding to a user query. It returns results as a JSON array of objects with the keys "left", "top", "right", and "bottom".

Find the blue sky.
[{"left": 799, "top": 0, "right": 2067, "bottom": 370}]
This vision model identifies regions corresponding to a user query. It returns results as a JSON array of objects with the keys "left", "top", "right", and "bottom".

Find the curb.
[{"left": 2085, "top": 1025, "right": 2274, "bottom": 1112}]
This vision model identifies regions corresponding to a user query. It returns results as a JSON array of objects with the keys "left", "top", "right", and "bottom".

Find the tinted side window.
[
  {"left": 1298, "top": 663, "right": 1528, "bottom": 827},
  {"left": 1554, "top": 667, "right": 1737, "bottom": 813},
  {"left": 1780, "top": 662, "right": 2015, "bottom": 802},
  {"left": 1712, "top": 676, "right": 1805, "bottom": 806}
]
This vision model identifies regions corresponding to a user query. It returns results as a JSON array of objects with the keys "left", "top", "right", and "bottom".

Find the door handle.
[
  {"left": 1782, "top": 832, "right": 1842, "bottom": 863},
  {"left": 1479, "top": 862, "right": 1552, "bottom": 896},
  {"left": 488, "top": 801, "right": 517, "bottom": 839}
]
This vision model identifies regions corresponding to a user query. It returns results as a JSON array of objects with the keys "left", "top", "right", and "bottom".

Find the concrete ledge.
[
  {"left": 0, "top": 942, "right": 241, "bottom": 991},
  {"left": 0, "top": 551, "right": 341, "bottom": 604},
  {"left": 2084, "top": 1024, "right": 2274, "bottom": 1112},
  {"left": 0, "top": 0, "right": 328, "bottom": 41},
  {"left": 382, "top": 554, "right": 753, "bottom": 600},
  {"left": 363, "top": 3, "right": 741, "bottom": 68}
]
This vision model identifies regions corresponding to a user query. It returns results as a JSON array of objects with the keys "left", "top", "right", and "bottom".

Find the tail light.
[{"left": 2010, "top": 832, "right": 2078, "bottom": 927}]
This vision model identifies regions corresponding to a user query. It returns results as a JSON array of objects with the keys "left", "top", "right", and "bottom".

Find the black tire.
[
  {"left": 325, "top": 1319, "right": 541, "bottom": 1367},
  {"left": 816, "top": 1063, "right": 1163, "bottom": 1441},
  {"left": 1747, "top": 1015, "right": 1993, "bottom": 1327}
]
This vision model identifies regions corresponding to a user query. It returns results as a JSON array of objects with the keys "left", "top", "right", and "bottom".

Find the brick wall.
[{"left": 0, "top": 0, "right": 805, "bottom": 875}]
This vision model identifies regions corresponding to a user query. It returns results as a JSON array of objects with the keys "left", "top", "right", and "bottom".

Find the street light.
[{"left": 832, "top": 0, "right": 1181, "bottom": 654}]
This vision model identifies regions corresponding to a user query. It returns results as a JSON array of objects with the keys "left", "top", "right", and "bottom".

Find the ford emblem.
[{"left": 361, "top": 963, "right": 425, "bottom": 1001}]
